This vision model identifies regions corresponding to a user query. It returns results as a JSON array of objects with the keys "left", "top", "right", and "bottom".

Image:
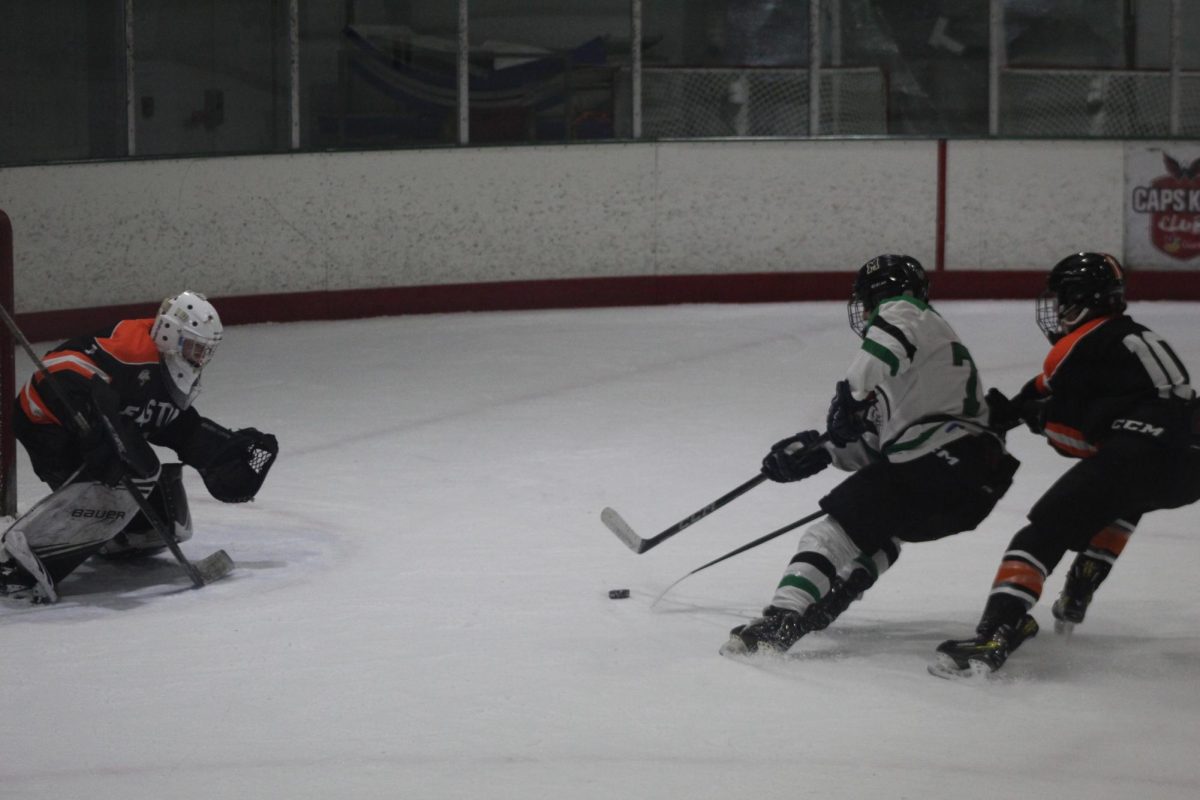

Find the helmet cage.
[
  {"left": 151, "top": 291, "right": 223, "bottom": 408},
  {"left": 1035, "top": 253, "right": 1126, "bottom": 341}
]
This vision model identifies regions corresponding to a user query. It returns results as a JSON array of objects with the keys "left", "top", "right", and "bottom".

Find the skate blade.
[
  {"left": 1053, "top": 618, "right": 1076, "bottom": 636},
  {"left": 927, "top": 653, "right": 995, "bottom": 681},
  {"left": 719, "top": 636, "right": 752, "bottom": 658}
]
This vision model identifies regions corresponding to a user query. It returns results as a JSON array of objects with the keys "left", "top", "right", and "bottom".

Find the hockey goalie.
[{"left": 0, "top": 291, "right": 278, "bottom": 603}]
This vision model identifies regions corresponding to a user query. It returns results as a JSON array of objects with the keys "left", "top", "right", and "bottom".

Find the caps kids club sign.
[{"left": 1126, "top": 144, "right": 1200, "bottom": 269}]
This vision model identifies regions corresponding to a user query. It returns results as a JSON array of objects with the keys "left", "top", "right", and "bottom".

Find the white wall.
[
  {"left": 0, "top": 139, "right": 1119, "bottom": 313},
  {"left": 944, "top": 140, "right": 1124, "bottom": 270}
]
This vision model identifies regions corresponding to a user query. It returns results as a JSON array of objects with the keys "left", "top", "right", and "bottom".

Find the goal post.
[{"left": 1, "top": 209, "right": 15, "bottom": 516}]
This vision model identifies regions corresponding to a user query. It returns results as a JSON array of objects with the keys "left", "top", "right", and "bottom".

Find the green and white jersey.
[{"left": 831, "top": 295, "right": 992, "bottom": 467}]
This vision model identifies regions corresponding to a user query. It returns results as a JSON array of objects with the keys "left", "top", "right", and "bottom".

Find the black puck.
[{"left": 608, "top": 588, "right": 631, "bottom": 600}]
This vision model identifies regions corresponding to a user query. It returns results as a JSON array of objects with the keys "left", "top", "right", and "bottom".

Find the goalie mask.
[
  {"left": 151, "top": 291, "right": 223, "bottom": 408},
  {"left": 848, "top": 254, "right": 930, "bottom": 336},
  {"left": 1036, "top": 252, "right": 1126, "bottom": 343}
]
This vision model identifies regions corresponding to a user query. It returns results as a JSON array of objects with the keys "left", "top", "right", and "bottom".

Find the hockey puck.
[{"left": 608, "top": 589, "right": 631, "bottom": 600}]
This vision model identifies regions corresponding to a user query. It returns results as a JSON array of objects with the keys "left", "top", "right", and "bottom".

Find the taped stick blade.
[
  {"left": 194, "top": 549, "right": 235, "bottom": 585},
  {"left": 601, "top": 507, "right": 647, "bottom": 553}
]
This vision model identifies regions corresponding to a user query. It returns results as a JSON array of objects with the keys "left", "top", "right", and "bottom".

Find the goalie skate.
[{"left": 0, "top": 530, "right": 58, "bottom": 604}]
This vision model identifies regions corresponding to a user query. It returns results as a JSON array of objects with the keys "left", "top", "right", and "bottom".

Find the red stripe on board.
[{"left": 12, "top": 269, "right": 1200, "bottom": 344}]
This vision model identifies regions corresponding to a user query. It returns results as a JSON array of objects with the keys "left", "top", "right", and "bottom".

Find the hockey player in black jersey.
[
  {"left": 933, "top": 253, "right": 1200, "bottom": 677},
  {"left": 0, "top": 291, "right": 278, "bottom": 603}
]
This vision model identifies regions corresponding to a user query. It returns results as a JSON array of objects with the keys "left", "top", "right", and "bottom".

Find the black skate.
[
  {"left": 929, "top": 615, "right": 1039, "bottom": 678},
  {"left": 720, "top": 606, "right": 815, "bottom": 656},
  {"left": 1051, "top": 555, "right": 1109, "bottom": 634}
]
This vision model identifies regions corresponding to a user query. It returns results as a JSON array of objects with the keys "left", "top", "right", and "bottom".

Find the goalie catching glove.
[{"left": 196, "top": 425, "right": 279, "bottom": 503}]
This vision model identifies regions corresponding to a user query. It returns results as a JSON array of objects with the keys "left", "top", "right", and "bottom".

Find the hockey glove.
[
  {"left": 984, "top": 389, "right": 1022, "bottom": 432},
  {"left": 199, "top": 427, "right": 278, "bottom": 503},
  {"left": 989, "top": 380, "right": 1047, "bottom": 435},
  {"left": 826, "top": 380, "right": 874, "bottom": 447},
  {"left": 762, "top": 429, "right": 832, "bottom": 483}
]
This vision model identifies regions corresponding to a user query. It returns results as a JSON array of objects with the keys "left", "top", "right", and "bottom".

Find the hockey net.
[
  {"left": 1000, "top": 68, "right": 1200, "bottom": 137},
  {"left": 626, "top": 66, "right": 888, "bottom": 138},
  {"left": 1, "top": 209, "right": 15, "bottom": 516}
]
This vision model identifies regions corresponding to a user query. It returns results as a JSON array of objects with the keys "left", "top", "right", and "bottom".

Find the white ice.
[{"left": 2, "top": 300, "right": 1198, "bottom": 800}]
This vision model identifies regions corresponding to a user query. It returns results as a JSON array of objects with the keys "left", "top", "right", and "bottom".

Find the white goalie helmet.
[{"left": 151, "top": 291, "right": 223, "bottom": 408}]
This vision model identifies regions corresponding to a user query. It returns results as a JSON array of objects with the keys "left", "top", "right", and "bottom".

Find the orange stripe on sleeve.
[{"left": 19, "top": 383, "right": 62, "bottom": 425}]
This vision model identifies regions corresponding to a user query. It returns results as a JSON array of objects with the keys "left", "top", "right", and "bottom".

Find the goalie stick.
[
  {"left": 602, "top": 433, "right": 830, "bottom": 554},
  {"left": 0, "top": 302, "right": 233, "bottom": 595}
]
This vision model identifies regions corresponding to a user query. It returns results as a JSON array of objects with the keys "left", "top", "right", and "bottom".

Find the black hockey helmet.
[
  {"left": 848, "top": 254, "right": 929, "bottom": 336},
  {"left": 1036, "top": 252, "right": 1126, "bottom": 342}
]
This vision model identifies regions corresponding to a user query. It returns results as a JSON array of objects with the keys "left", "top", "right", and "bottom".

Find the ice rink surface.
[{"left": 2, "top": 300, "right": 1198, "bottom": 799}]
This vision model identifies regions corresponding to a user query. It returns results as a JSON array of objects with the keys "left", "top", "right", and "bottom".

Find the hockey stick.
[
  {"left": 602, "top": 474, "right": 767, "bottom": 554},
  {"left": 652, "top": 508, "right": 827, "bottom": 606},
  {"left": 602, "top": 433, "right": 830, "bottom": 554},
  {"left": 0, "top": 302, "right": 232, "bottom": 591}
]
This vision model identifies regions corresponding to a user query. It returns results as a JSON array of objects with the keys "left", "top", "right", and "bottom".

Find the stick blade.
[
  {"left": 601, "top": 507, "right": 648, "bottom": 554},
  {"left": 194, "top": 549, "right": 235, "bottom": 585}
]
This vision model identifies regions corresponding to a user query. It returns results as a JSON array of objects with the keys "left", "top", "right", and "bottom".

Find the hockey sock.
[
  {"left": 1081, "top": 518, "right": 1134, "bottom": 568},
  {"left": 982, "top": 547, "right": 1048, "bottom": 633},
  {"left": 844, "top": 537, "right": 902, "bottom": 584},
  {"left": 771, "top": 517, "right": 861, "bottom": 614}
]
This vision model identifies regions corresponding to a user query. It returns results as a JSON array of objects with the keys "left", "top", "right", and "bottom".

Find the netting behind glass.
[
  {"left": 627, "top": 67, "right": 887, "bottom": 138},
  {"left": 1001, "top": 69, "right": 1200, "bottom": 137}
]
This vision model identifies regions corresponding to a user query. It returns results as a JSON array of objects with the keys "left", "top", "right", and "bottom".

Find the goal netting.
[
  {"left": 1000, "top": 68, "right": 1200, "bottom": 137},
  {"left": 620, "top": 66, "right": 888, "bottom": 138}
]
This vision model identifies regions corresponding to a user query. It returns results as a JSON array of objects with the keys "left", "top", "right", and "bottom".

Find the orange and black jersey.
[
  {"left": 1030, "top": 314, "right": 1194, "bottom": 458},
  {"left": 17, "top": 318, "right": 201, "bottom": 452}
]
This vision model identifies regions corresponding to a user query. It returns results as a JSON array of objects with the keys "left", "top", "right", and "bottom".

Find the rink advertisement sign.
[{"left": 1126, "top": 144, "right": 1200, "bottom": 269}]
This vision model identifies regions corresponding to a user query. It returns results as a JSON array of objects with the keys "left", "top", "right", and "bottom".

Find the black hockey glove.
[
  {"left": 984, "top": 389, "right": 1022, "bottom": 432},
  {"left": 826, "top": 380, "right": 874, "bottom": 447},
  {"left": 199, "top": 427, "right": 278, "bottom": 503},
  {"left": 988, "top": 380, "right": 1047, "bottom": 435},
  {"left": 762, "top": 429, "right": 832, "bottom": 483}
]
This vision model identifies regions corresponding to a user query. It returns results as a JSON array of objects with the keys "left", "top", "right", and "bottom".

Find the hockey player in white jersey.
[{"left": 722, "top": 254, "right": 1020, "bottom": 656}]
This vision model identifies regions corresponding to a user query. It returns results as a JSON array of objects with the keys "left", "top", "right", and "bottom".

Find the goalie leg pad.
[
  {"left": 98, "top": 463, "right": 193, "bottom": 557},
  {"left": 0, "top": 475, "right": 143, "bottom": 585}
]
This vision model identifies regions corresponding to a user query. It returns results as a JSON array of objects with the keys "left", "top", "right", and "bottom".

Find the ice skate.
[
  {"left": 0, "top": 530, "right": 57, "bottom": 604},
  {"left": 929, "top": 615, "right": 1039, "bottom": 678},
  {"left": 720, "top": 606, "right": 814, "bottom": 656},
  {"left": 1051, "top": 555, "right": 1108, "bottom": 633}
]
